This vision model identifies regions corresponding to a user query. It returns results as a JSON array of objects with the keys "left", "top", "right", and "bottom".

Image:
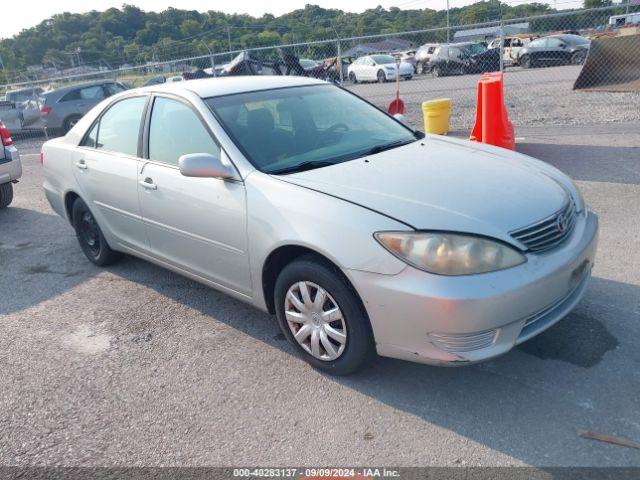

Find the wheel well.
[
  {"left": 64, "top": 191, "right": 80, "bottom": 224},
  {"left": 261, "top": 245, "right": 365, "bottom": 315}
]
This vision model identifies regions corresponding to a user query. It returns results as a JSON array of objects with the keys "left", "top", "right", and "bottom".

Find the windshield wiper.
[
  {"left": 364, "top": 139, "right": 415, "bottom": 156},
  {"left": 268, "top": 160, "right": 337, "bottom": 175}
]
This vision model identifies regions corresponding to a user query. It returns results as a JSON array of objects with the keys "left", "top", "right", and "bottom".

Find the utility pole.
[
  {"left": 0, "top": 53, "right": 10, "bottom": 86},
  {"left": 446, "top": 0, "right": 450, "bottom": 42},
  {"left": 329, "top": 21, "right": 343, "bottom": 84},
  {"left": 201, "top": 39, "right": 216, "bottom": 76}
]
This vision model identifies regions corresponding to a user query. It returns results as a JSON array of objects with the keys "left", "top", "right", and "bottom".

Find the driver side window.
[{"left": 148, "top": 97, "right": 220, "bottom": 167}]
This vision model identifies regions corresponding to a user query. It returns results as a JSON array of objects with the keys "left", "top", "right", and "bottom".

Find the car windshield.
[
  {"left": 207, "top": 84, "right": 417, "bottom": 174},
  {"left": 370, "top": 55, "right": 395, "bottom": 65}
]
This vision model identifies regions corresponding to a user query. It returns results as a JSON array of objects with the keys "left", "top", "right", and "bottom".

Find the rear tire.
[
  {"left": 416, "top": 62, "right": 425, "bottom": 75},
  {"left": 520, "top": 55, "right": 531, "bottom": 69},
  {"left": 432, "top": 65, "right": 442, "bottom": 77},
  {"left": 274, "top": 256, "right": 374, "bottom": 375},
  {"left": 63, "top": 115, "right": 82, "bottom": 134},
  {"left": 72, "top": 198, "right": 122, "bottom": 266},
  {"left": 0, "top": 182, "right": 13, "bottom": 209}
]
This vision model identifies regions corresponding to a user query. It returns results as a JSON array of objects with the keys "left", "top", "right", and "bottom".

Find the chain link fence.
[{"left": 1, "top": 4, "right": 639, "bottom": 143}]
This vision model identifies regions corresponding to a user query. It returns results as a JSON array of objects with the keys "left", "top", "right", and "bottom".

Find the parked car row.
[{"left": 409, "top": 33, "right": 590, "bottom": 77}]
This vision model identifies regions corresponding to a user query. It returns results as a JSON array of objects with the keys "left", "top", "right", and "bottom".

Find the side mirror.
[
  {"left": 559, "top": 43, "right": 566, "bottom": 49},
  {"left": 179, "top": 152, "right": 236, "bottom": 179}
]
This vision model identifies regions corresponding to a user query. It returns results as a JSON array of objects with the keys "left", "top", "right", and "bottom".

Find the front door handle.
[
  {"left": 75, "top": 160, "right": 87, "bottom": 170},
  {"left": 139, "top": 177, "right": 157, "bottom": 190}
]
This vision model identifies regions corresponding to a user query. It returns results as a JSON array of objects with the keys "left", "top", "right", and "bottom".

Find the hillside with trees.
[{"left": 0, "top": 1, "right": 617, "bottom": 75}]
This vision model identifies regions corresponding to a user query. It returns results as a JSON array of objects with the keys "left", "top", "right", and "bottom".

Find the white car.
[{"left": 348, "top": 54, "right": 414, "bottom": 83}]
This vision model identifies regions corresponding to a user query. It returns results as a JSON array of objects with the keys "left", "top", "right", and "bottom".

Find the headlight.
[{"left": 374, "top": 232, "right": 526, "bottom": 275}]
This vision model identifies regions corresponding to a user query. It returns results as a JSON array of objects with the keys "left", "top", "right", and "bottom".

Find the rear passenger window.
[
  {"left": 86, "top": 96, "right": 146, "bottom": 156},
  {"left": 60, "top": 90, "right": 82, "bottom": 102},
  {"left": 148, "top": 97, "right": 220, "bottom": 166}
]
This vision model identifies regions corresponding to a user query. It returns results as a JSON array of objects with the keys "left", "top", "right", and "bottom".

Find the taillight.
[
  {"left": 41, "top": 106, "right": 52, "bottom": 114},
  {"left": 40, "top": 152, "right": 44, "bottom": 166},
  {"left": 0, "top": 123, "right": 13, "bottom": 146}
]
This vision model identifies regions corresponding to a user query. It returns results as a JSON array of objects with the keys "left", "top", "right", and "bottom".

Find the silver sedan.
[{"left": 41, "top": 76, "right": 598, "bottom": 375}]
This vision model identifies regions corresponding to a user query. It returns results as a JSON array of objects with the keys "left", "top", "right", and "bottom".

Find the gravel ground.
[
  {"left": 347, "top": 65, "right": 640, "bottom": 131},
  {"left": 1, "top": 122, "right": 639, "bottom": 467}
]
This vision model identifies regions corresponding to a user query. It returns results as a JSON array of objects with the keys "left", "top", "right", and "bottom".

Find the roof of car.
[
  {"left": 140, "top": 75, "right": 327, "bottom": 98},
  {"left": 43, "top": 80, "right": 120, "bottom": 96}
]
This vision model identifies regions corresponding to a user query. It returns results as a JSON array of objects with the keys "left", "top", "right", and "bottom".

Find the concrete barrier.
[{"left": 573, "top": 32, "right": 640, "bottom": 92}]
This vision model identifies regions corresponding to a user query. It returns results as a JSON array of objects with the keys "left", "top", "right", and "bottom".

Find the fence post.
[
  {"left": 336, "top": 39, "right": 343, "bottom": 84},
  {"left": 499, "top": 21, "right": 504, "bottom": 72}
]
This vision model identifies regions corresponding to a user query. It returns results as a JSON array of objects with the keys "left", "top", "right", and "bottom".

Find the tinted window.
[
  {"left": 60, "top": 89, "right": 82, "bottom": 102},
  {"left": 105, "top": 83, "right": 127, "bottom": 96},
  {"left": 148, "top": 97, "right": 220, "bottom": 166},
  {"left": 95, "top": 96, "right": 147, "bottom": 156},
  {"left": 208, "top": 84, "right": 416, "bottom": 174},
  {"left": 529, "top": 39, "right": 546, "bottom": 48},
  {"left": 80, "top": 86, "right": 106, "bottom": 101}
]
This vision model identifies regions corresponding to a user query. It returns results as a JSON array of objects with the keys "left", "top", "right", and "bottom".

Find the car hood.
[{"left": 277, "top": 136, "right": 570, "bottom": 245}]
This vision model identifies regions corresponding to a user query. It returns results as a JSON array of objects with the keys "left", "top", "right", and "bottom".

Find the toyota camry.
[{"left": 41, "top": 76, "right": 598, "bottom": 374}]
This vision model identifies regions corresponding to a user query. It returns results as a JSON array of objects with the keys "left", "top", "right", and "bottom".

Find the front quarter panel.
[{"left": 246, "top": 172, "right": 410, "bottom": 310}]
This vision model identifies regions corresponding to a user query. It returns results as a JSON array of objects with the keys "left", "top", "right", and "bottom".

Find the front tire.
[
  {"left": 348, "top": 71, "right": 357, "bottom": 83},
  {"left": 432, "top": 65, "right": 442, "bottom": 77},
  {"left": 571, "top": 50, "right": 586, "bottom": 65},
  {"left": 0, "top": 182, "right": 13, "bottom": 209},
  {"left": 274, "top": 256, "right": 374, "bottom": 375},
  {"left": 72, "top": 198, "right": 122, "bottom": 266},
  {"left": 520, "top": 54, "right": 532, "bottom": 69},
  {"left": 377, "top": 70, "right": 386, "bottom": 83}
]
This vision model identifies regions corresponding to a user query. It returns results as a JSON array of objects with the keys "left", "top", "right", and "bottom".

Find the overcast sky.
[{"left": 3, "top": 0, "right": 584, "bottom": 39}]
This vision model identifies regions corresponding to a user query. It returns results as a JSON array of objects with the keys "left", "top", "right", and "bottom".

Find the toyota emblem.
[{"left": 556, "top": 213, "right": 568, "bottom": 233}]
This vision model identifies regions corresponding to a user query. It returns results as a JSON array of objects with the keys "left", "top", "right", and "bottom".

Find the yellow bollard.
[{"left": 422, "top": 98, "right": 452, "bottom": 135}]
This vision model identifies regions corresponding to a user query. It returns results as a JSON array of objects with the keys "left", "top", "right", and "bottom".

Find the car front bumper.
[{"left": 348, "top": 209, "right": 599, "bottom": 366}]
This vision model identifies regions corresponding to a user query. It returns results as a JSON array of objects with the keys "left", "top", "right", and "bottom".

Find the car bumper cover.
[{"left": 348, "top": 210, "right": 599, "bottom": 366}]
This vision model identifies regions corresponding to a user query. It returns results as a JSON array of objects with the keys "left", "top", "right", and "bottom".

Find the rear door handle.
[
  {"left": 139, "top": 177, "right": 157, "bottom": 190},
  {"left": 75, "top": 160, "right": 87, "bottom": 170}
]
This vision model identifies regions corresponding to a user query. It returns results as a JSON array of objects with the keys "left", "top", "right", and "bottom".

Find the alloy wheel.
[{"left": 284, "top": 281, "right": 347, "bottom": 361}]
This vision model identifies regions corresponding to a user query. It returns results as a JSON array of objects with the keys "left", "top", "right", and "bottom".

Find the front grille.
[
  {"left": 429, "top": 329, "right": 498, "bottom": 353},
  {"left": 509, "top": 199, "right": 577, "bottom": 252}
]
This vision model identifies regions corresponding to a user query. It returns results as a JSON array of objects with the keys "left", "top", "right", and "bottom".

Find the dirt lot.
[
  {"left": 1, "top": 121, "right": 639, "bottom": 467},
  {"left": 348, "top": 64, "right": 640, "bottom": 131}
]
